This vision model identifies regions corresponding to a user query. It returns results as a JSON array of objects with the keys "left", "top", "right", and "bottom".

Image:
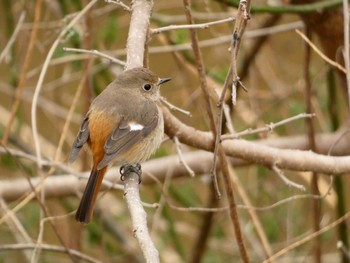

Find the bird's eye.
[{"left": 143, "top": 83, "right": 152, "bottom": 91}]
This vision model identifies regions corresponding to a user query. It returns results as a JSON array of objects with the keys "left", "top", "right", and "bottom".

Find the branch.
[
  {"left": 123, "top": 168, "right": 159, "bottom": 263},
  {"left": 125, "top": 0, "right": 152, "bottom": 69},
  {"left": 223, "top": 0, "right": 343, "bottom": 14},
  {"left": 163, "top": 107, "right": 350, "bottom": 174},
  {"left": 105, "top": 0, "right": 131, "bottom": 12},
  {"left": 264, "top": 211, "right": 350, "bottom": 262},
  {"left": 271, "top": 164, "right": 306, "bottom": 191},
  {"left": 0, "top": 12, "right": 26, "bottom": 64},
  {"left": 296, "top": 29, "right": 346, "bottom": 73},
  {"left": 63, "top": 47, "right": 126, "bottom": 66},
  {"left": 0, "top": 243, "right": 101, "bottom": 263},
  {"left": 222, "top": 113, "right": 315, "bottom": 140},
  {"left": 150, "top": 17, "right": 235, "bottom": 34}
]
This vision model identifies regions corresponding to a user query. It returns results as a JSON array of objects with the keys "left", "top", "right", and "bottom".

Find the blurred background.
[{"left": 0, "top": 0, "right": 349, "bottom": 262}]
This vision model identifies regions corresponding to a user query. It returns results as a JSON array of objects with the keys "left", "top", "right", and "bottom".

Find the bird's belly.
[{"left": 119, "top": 114, "right": 164, "bottom": 164}]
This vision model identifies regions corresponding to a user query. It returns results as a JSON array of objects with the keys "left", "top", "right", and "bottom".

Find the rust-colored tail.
[{"left": 75, "top": 167, "right": 107, "bottom": 223}]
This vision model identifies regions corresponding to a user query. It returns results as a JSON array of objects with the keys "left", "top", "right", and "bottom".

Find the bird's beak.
[{"left": 157, "top": 78, "right": 172, "bottom": 86}]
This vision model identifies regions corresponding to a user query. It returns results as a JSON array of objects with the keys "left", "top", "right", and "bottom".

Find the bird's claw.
[{"left": 120, "top": 164, "right": 142, "bottom": 184}]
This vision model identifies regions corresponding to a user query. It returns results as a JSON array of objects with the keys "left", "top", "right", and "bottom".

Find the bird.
[{"left": 69, "top": 67, "right": 171, "bottom": 223}]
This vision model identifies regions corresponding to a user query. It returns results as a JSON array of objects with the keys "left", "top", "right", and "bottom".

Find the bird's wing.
[
  {"left": 96, "top": 114, "right": 159, "bottom": 170},
  {"left": 68, "top": 116, "right": 90, "bottom": 163}
]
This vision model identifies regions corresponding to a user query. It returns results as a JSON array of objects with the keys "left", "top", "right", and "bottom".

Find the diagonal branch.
[{"left": 182, "top": 0, "right": 250, "bottom": 262}]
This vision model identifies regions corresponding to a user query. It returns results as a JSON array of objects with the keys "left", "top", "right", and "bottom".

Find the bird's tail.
[{"left": 75, "top": 167, "right": 107, "bottom": 223}]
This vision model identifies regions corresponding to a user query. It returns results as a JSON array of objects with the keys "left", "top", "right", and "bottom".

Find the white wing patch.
[{"left": 129, "top": 122, "right": 144, "bottom": 131}]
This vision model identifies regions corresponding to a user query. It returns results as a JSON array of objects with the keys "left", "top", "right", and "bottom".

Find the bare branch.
[
  {"left": 296, "top": 29, "right": 346, "bottom": 73},
  {"left": 63, "top": 47, "right": 126, "bottom": 66},
  {"left": 104, "top": 0, "right": 131, "bottom": 12},
  {"left": 0, "top": 12, "right": 26, "bottom": 64},
  {"left": 173, "top": 136, "right": 195, "bottom": 177},
  {"left": 125, "top": 0, "right": 152, "bottom": 69},
  {"left": 163, "top": 107, "right": 350, "bottom": 174},
  {"left": 160, "top": 97, "right": 192, "bottom": 116},
  {"left": 0, "top": 243, "right": 102, "bottom": 263},
  {"left": 222, "top": 113, "right": 315, "bottom": 140},
  {"left": 264, "top": 211, "right": 350, "bottom": 262},
  {"left": 271, "top": 165, "right": 306, "bottom": 191},
  {"left": 123, "top": 169, "right": 160, "bottom": 263},
  {"left": 151, "top": 17, "right": 235, "bottom": 34}
]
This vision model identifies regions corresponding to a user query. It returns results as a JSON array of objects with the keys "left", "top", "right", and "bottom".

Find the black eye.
[{"left": 143, "top": 83, "right": 152, "bottom": 91}]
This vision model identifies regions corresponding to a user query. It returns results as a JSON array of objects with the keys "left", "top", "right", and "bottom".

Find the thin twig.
[
  {"left": 296, "top": 29, "right": 346, "bottom": 73},
  {"left": 104, "top": 0, "right": 131, "bottom": 12},
  {"left": 212, "top": 70, "right": 232, "bottom": 196},
  {"left": 271, "top": 165, "right": 306, "bottom": 191},
  {"left": 230, "top": 0, "right": 250, "bottom": 105},
  {"left": 0, "top": 12, "right": 26, "bottom": 64},
  {"left": 0, "top": 243, "right": 102, "bottom": 263},
  {"left": 263, "top": 211, "right": 350, "bottom": 262},
  {"left": 173, "top": 136, "right": 195, "bottom": 177},
  {"left": 153, "top": 11, "right": 233, "bottom": 23},
  {"left": 151, "top": 16, "right": 235, "bottom": 34},
  {"left": 160, "top": 97, "right": 192, "bottom": 116},
  {"left": 63, "top": 47, "right": 126, "bottom": 66},
  {"left": 222, "top": 113, "right": 315, "bottom": 140}
]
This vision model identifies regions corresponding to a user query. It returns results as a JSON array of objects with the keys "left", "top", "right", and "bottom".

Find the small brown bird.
[{"left": 69, "top": 67, "right": 171, "bottom": 223}]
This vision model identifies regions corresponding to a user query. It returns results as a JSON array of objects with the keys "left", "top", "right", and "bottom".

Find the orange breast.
[{"left": 88, "top": 111, "right": 115, "bottom": 167}]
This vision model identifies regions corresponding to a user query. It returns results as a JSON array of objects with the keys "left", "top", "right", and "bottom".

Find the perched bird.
[{"left": 69, "top": 67, "right": 171, "bottom": 223}]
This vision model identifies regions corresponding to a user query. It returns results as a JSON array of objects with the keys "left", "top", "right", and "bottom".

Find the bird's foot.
[{"left": 120, "top": 163, "right": 142, "bottom": 184}]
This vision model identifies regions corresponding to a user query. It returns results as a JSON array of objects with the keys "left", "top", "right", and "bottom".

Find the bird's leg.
[{"left": 120, "top": 163, "right": 142, "bottom": 183}]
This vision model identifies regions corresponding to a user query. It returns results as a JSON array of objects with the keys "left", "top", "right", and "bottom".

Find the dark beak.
[{"left": 158, "top": 78, "right": 172, "bottom": 86}]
